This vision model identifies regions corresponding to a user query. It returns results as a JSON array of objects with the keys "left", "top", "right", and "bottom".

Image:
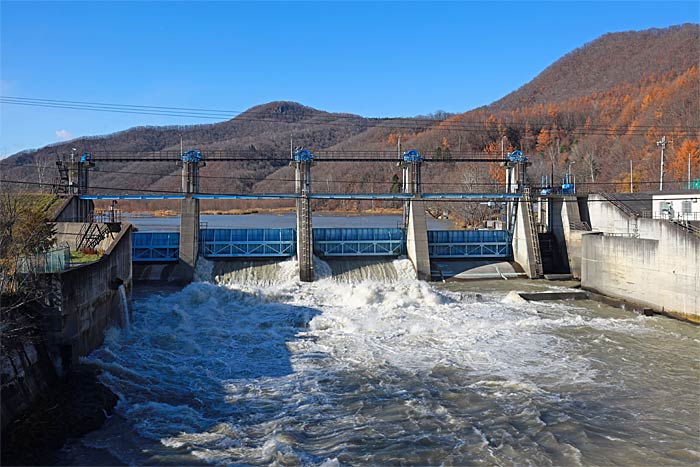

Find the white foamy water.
[
  {"left": 117, "top": 284, "right": 130, "bottom": 328},
  {"left": 69, "top": 264, "right": 700, "bottom": 466}
]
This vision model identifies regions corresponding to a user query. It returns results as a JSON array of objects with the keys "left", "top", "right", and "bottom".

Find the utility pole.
[
  {"left": 630, "top": 160, "right": 633, "bottom": 193},
  {"left": 397, "top": 135, "right": 401, "bottom": 159},
  {"left": 657, "top": 136, "right": 671, "bottom": 191}
]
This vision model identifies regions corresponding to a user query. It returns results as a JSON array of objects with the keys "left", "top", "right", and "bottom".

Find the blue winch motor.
[
  {"left": 507, "top": 150, "right": 527, "bottom": 163},
  {"left": 292, "top": 148, "right": 314, "bottom": 162},
  {"left": 181, "top": 150, "right": 204, "bottom": 163},
  {"left": 402, "top": 149, "right": 424, "bottom": 163}
]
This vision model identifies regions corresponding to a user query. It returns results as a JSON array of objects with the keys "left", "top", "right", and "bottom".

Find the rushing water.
[
  {"left": 61, "top": 260, "right": 700, "bottom": 466},
  {"left": 117, "top": 284, "right": 130, "bottom": 329}
]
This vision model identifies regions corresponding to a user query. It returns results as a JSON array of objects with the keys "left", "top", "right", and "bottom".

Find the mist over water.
[{"left": 65, "top": 260, "right": 700, "bottom": 466}]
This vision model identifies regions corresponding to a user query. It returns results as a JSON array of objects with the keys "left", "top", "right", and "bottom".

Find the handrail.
[{"left": 599, "top": 192, "right": 640, "bottom": 218}]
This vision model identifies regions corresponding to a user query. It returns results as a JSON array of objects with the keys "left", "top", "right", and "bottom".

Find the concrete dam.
[{"left": 2, "top": 148, "right": 699, "bottom": 465}]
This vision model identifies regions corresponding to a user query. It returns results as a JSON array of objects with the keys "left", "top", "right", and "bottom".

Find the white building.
[{"left": 652, "top": 191, "right": 700, "bottom": 221}]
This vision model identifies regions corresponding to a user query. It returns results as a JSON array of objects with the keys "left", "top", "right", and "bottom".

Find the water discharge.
[
  {"left": 65, "top": 260, "right": 700, "bottom": 466},
  {"left": 117, "top": 283, "right": 130, "bottom": 328}
]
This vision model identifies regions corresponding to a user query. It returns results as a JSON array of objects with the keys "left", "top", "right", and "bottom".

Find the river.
[
  {"left": 58, "top": 258, "right": 699, "bottom": 466},
  {"left": 122, "top": 212, "right": 453, "bottom": 231}
]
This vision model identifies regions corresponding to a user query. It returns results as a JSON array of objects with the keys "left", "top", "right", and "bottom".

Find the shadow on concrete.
[{"left": 431, "top": 260, "right": 525, "bottom": 280}]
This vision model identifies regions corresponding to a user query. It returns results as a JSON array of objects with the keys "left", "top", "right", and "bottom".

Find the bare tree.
[
  {"left": 35, "top": 156, "right": 54, "bottom": 193},
  {"left": 0, "top": 190, "right": 56, "bottom": 317}
]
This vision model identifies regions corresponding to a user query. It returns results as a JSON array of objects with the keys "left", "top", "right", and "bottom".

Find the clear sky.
[{"left": 1, "top": 1, "right": 697, "bottom": 156}]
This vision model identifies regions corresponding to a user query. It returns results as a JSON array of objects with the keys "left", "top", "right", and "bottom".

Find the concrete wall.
[
  {"left": 43, "top": 224, "right": 133, "bottom": 372},
  {"left": 581, "top": 223, "right": 700, "bottom": 323},
  {"left": 588, "top": 194, "right": 640, "bottom": 236},
  {"left": 1, "top": 333, "right": 57, "bottom": 431},
  {"left": 1, "top": 224, "right": 132, "bottom": 429},
  {"left": 54, "top": 222, "right": 118, "bottom": 251},
  {"left": 53, "top": 197, "right": 94, "bottom": 222}
]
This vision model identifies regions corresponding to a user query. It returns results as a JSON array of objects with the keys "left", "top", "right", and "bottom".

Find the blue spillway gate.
[
  {"left": 428, "top": 230, "right": 511, "bottom": 258},
  {"left": 200, "top": 229, "right": 296, "bottom": 257},
  {"left": 132, "top": 232, "right": 180, "bottom": 262},
  {"left": 132, "top": 228, "right": 512, "bottom": 261},
  {"left": 313, "top": 228, "right": 404, "bottom": 256}
]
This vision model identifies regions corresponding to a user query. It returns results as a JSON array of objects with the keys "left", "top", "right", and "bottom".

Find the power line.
[
  {"left": 1, "top": 178, "right": 697, "bottom": 201},
  {"left": 2, "top": 162, "right": 697, "bottom": 187},
  {"left": 2, "top": 96, "right": 697, "bottom": 136}
]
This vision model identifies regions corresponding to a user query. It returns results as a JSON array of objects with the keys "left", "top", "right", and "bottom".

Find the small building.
[{"left": 651, "top": 191, "right": 700, "bottom": 221}]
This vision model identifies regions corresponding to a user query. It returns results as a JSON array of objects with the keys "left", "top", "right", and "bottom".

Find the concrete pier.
[
  {"left": 406, "top": 200, "right": 431, "bottom": 281},
  {"left": 294, "top": 150, "right": 314, "bottom": 282},
  {"left": 178, "top": 195, "right": 200, "bottom": 281},
  {"left": 175, "top": 151, "right": 204, "bottom": 283}
]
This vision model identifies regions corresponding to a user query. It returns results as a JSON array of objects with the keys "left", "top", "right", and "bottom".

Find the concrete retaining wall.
[
  {"left": 44, "top": 224, "right": 133, "bottom": 372},
  {"left": 1, "top": 334, "right": 57, "bottom": 431},
  {"left": 587, "top": 194, "right": 639, "bottom": 235},
  {"left": 1, "top": 224, "right": 132, "bottom": 429},
  {"left": 581, "top": 223, "right": 699, "bottom": 323}
]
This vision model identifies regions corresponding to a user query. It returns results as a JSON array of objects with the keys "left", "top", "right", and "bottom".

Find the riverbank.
[{"left": 0, "top": 365, "right": 118, "bottom": 466}]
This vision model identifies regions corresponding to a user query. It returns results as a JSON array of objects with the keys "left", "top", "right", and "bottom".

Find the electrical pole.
[
  {"left": 657, "top": 136, "right": 670, "bottom": 191},
  {"left": 689, "top": 152, "right": 692, "bottom": 190},
  {"left": 630, "top": 160, "right": 633, "bottom": 193}
]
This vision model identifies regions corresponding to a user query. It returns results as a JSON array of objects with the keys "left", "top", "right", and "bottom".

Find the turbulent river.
[{"left": 60, "top": 259, "right": 699, "bottom": 466}]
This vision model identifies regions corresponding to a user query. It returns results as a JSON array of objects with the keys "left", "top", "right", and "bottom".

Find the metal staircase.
[
  {"left": 599, "top": 192, "right": 639, "bottom": 237},
  {"left": 599, "top": 192, "right": 640, "bottom": 217},
  {"left": 76, "top": 222, "right": 112, "bottom": 251}
]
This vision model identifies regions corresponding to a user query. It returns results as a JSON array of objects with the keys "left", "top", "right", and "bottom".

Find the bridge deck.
[{"left": 83, "top": 193, "right": 522, "bottom": 201}]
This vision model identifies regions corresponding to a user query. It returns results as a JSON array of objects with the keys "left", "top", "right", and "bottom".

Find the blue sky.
[{"left": 1, "top": 1, "right": 698, "bottom": 156}]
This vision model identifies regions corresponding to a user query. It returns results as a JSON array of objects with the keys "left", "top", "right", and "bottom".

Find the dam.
[{"left": 2, "top": 148, "right": 698, "bottom": 465}]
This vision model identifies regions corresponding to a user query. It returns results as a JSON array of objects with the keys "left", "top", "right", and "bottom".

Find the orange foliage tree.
[{"left": 667, "top": 138, "right": 700, "bottom": 186}]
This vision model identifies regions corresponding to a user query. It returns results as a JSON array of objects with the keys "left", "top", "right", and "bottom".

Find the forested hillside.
[{"left": 2, "top": 24, "right": 698, "bottom": 213}]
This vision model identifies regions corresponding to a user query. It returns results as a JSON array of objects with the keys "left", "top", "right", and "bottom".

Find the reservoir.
[
  {"left": 123, "top": 212, "right": 453, "bottom": 231},
  {"left": 58, "top": 258, "right": 700, "bottom": 466}
]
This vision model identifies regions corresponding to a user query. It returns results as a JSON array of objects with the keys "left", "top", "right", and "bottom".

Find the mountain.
[
  {"left": 2, "top": 24, "right": 698, "bottom": 212},
  {"left": 490, "top": 24, "right": 699, "bottom": 110}
]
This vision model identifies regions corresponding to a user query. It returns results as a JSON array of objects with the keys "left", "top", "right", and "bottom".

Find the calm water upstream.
[
  {"left": 58, "top": 260, "right": 700, "bottom": 466},
  {"left": 123, "top": 213, "right": 453, "bottom": 231}
]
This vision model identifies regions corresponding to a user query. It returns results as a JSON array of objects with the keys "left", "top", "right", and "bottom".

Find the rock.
[{"left": 1, "top": 365, "right": 118, "bottom": 466}]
